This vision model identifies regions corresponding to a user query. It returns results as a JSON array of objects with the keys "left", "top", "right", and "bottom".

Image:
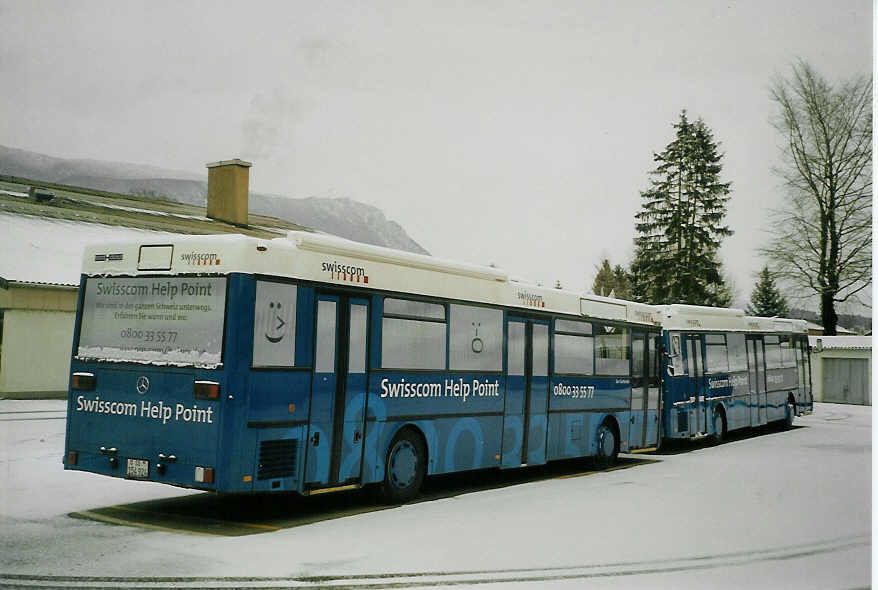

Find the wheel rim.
[
  {"left": 389, "top": 440, "right": 417, "bottom": 489},
  {"left": 598, "top": 426, "right": 615, "bottom": 459},
  {"left": 714, "top": 411, "right": 722, "bottom": 439}
]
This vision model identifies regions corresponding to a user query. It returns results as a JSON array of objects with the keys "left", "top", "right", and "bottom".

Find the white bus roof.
[
  {"left": 81, "top": 231, "right": 662, "bottom": 326},
  {"left": 659, "top": 304, "right": 808, "bottom": 334}
]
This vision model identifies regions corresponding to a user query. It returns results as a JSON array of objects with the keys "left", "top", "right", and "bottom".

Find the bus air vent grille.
[{"left": 257, "top": 439, "right": 297, "bottom": 480}]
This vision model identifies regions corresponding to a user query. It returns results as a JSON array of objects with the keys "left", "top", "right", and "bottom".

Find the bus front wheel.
[{"left": 379, "top": 428, "right": 426, "bottom": 503}]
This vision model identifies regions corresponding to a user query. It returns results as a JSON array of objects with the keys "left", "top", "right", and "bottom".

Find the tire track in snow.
[{"left": 0, "top": 533, "right": 868, "bottom": 589}]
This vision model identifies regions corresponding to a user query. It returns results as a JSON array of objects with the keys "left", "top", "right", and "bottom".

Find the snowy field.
[{"left": 0, "top": 401, "right": 871, "bottom": 589}]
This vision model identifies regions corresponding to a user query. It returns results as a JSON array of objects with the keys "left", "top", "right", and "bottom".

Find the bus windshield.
[{"left": 76, "top": 276, "right": 227, "bottom": 367}]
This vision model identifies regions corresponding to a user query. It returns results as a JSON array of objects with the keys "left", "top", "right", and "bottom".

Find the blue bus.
[
  {"left": 63, "top": 231, "right": 670, "bottom": 501},
  {"left": 63, "top": 232, "right": 812, "bottom": 501},
  {"left": 658, "top": 305, "right": 813, "bottom": 443}
]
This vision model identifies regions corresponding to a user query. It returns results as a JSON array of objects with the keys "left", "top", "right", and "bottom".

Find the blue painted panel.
[
  {"left": 548, "top": 376, "right": 631, "bottom": 412},
  {"left": 369, "top": 372, "right": 504, "bottom": 417},
  {"left": 338, "top": 373, "right": 368, "bottom": 482},
  {"left": 629, "top": 410, "right": 644, "bottom": 448},
  {"left": 306, "top": 370, "right": 336, "bottom": 485},
  {"left": 546, "top": 376, "right": 631, "bottom": 454},
  {"left": 526, "top": 375, "right": 549, "bottom": 465},
  {"left": 501, "top": 374, "right": 525, "bottom": 467},
  {"left": 247, "top": 371, "right": 312, "bottom": 422},
  {"left": 366, "top": 416, "right": 502, "bottom": 480},
  {"left": 547, "top": 412, "right": 593, "bottom": 459},
  {"left": 66, "top": 365, "right": 223, "bottom": 468},
  {"left": 644, "top": 409, "right": 658, "bottom": 445}
]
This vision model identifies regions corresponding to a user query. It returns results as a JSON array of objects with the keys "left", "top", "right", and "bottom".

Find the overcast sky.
[{"left": 1, "top": 1, "right": 872, "bottom": 309}]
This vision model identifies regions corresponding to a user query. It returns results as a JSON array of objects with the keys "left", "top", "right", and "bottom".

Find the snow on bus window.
[
  {"left": 77, "top": 277, "right": 227, "bottom": 367},
  {"left": 252, "top": 281, "right": 297, "bottom": 367}
]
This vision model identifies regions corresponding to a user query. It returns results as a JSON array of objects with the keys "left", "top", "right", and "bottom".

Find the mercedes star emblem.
[{"left": 136, "top": 376, "right": 150, "bottom": 395}]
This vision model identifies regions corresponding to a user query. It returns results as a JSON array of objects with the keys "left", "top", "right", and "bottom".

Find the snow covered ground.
[{"left": 0, "top": 401, "right": 871, "bottom": 589}]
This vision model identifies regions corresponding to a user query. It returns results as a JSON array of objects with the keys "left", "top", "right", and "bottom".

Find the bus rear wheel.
[
  {"left": 711, "top": 407, "right": 726, "bottom": 444},
  {"left": 594, "top": 422, "right": 618, "bottom": 468},
  {"left": 379, "top": 429, "right": 426, "bottom": 503},
  {"left": 784, "top": 397, "right": 796, "bottom": 429}
]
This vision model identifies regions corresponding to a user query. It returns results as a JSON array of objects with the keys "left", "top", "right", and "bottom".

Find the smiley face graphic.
[
  {"left": 471, "top": 321, "right": 484, "bottom": 354},
  {"left": 265, "top": 301, "right": 286, "bottom": 343}
]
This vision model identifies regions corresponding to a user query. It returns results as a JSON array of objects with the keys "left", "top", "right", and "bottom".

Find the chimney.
[{"left": 206, "top": 158, "right": 252, "bottom": 226}]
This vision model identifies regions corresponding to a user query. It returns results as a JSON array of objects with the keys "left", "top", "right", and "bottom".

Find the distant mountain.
[
  {"left": 0, "top": 144, "right": 204, "bottom": 183},
  {"left": 0, "top": 144, "right": 428, "bottom": 254}
]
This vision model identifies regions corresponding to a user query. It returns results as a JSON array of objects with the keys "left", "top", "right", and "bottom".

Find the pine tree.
[
  {"left": 611, "top": 264, "right": 632, "bottom": 300},
  {"left": 631, "top": 111, "right": 733, "bottom": 306},
  {"left": 746, "top": 266, "right": 789, "bottom": 317},
  {"left": 592, "top": 259, "right": 615, "bottom": 297},
  {"left": 591, "top": 259, "right": 633, "bottom": 299}
]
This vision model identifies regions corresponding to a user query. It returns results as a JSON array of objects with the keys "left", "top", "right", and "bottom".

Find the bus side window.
[
  {"left": 705, "top": 334, "right": 729, "bottom": 373},
  {"left": 727, "top": 333, "right": 747, "bottom": 372},
  {"left": 594, "top": 324, "right": 629, "bottom": 376},
  {"left": 553, "top": 319, "right": 594, "bottom": 375},
  {"left": 779, "top": 336, "right": 796, "bottom": 368},
  {"left": 669, "top": 333, "right": 685, "bottom": 376},
  {"left": 381, "top": 298, "right": 447, "bottom": 370},
  {"left": 764, "top": 335, "right": 781, "bottom": 370},
  {"left": 252, "top": 281, "right": 297, "bottom": 367},
  {"left": 449, "top": 304, "right": 502, "bottom": 371},
  {"left": 507, "top": 322, "right": 525, "bottom": 376},
  {"left": 315, "top": 300, "right": 337, "bottom": 373}
]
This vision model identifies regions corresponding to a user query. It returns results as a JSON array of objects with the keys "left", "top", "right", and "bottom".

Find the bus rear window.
[{"left": 76, "top": 277, "right": 227, "bottom": 367}]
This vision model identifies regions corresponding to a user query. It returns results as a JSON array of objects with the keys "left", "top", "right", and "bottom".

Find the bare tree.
[{"left": 763, "top": 61, "right": 872, "bottom": 335}]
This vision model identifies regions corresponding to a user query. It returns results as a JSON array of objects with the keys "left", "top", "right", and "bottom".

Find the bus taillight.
[
  {"left": 193, "top": 380, "right": 220, "bottom": 400},
  {"left": 194, "top": 466, "right": 214, "bottom": 484},
  {"left": 71, "top": 372, "right": 96, "bottom": 391}
]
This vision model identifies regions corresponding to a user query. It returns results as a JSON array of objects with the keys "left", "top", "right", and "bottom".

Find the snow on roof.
[
  {"left": 0, "top": 212, "right": 178, "bottom": 285},
  {"left": 809, "top": 336, "right": 872, "bottom": 350}
]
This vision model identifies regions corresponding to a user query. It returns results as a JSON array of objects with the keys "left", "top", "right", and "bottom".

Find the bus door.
[
  {"left": 305, "top": 294, "right": 370, "bottom": 488},
  {"left": 685, "top": 335, "right": 707, "bottom": 434},
  {"left": 746, "top": 336, "right": 766, "bottom": 426},
  {"left": 645, "top": 332, "right": 662, "bottom": 447},
  {"left": 795, "top": 337, "right": 809, "bottom": 407},
  {"left": 629, "top": 331, "right": 647, "bottom": 448},
  {"left": 801, "top": 338, "right": 813, "bottom": 405},
  {"left": 501, "top": 316, "right": 549, "bottom": 467}
]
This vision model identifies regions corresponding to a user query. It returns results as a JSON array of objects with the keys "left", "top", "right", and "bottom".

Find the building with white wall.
[
  {"left": 809, "top": 336, "right": 872, "bottom": 405},
  {"left": 0, "top": 166, "right": 304, "bottom": 397},
  {"left": 0, "top": 280, "right": 77, "bottom": 398}
]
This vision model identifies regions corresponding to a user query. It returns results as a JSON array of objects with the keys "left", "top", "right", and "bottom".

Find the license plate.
[{"left": 126, "top": 458, "right": 149, "bottom": 479}]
